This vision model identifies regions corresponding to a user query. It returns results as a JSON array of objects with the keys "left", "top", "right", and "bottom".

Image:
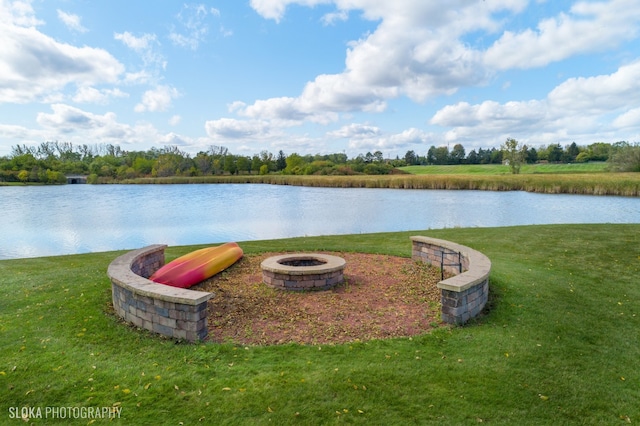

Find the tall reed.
[{"left": 120, "top": 173, "right": 640, "bottom": 196}]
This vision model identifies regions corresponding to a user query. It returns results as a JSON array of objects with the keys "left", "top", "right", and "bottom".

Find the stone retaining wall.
[
  {"left": 107, "top": 245, "right": 213, "bottom": 342},
  {"left": 411, "top": 236, "right": 491, "bottom": 325}
]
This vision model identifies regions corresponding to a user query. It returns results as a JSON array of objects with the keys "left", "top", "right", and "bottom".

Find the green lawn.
[
  {"left": 1, "top": 224, "right": 639, "bottom": 424},
  {"left": 400, "top": 162, "right": 609, "bottom": 175}
]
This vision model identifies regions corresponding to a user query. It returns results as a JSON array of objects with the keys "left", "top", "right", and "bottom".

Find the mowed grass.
[
  {"left": 400, "top": 162, "right": 609, "bottom": 175},
  {"left": 1, "top": 224, "right": 639, "bottom": 425}
]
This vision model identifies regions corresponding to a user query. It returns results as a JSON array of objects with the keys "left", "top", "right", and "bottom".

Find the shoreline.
[{"left": 115, "top": 173, "right": 640, "bottom": 197}]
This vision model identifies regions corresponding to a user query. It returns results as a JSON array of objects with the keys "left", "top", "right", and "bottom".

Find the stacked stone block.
[
  {"left": 107, "top": 245, "right": 213, "bottom": 342},
  {"left": 441, "top": 280, "right": 489, "bottom": 324},
  {"left": 262, "top": 269, "right": 344, "bottom": 291},
  {"left": 411, "top": 236, "right": 491, "bottom": 325},
  {"left": 260, "top": 253, "right": 346, "bottom": 291}
]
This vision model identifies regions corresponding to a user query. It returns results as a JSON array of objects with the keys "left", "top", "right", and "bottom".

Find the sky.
[{"left": 1, "top": 0, "right": 640, "bottom": 159}]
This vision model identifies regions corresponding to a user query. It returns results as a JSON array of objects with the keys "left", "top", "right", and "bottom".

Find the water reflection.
[{"left": 0, "top": 184, "right": 638, "bottom": 259}]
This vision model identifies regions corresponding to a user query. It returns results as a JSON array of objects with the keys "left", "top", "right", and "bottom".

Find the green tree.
[
  {"left": 404, "top": 150, "right": 417, "bottom": 165},
  {"left": 433, "top": 146, "right": 449, "bottom": 165},
  {"left": 285, "top": 153, "right": 306, "bottom": 174},
  {"left": 18, "top": 170, "right": 29, "bottom": 183},
  {"left": 193, "top": 152, "right": 213, "bottom": 175},
  {"left": 45, "top": 169, "right": 67, "bottom": 184},
  {"left": 236, "top": 156, "right": 251, "bottom": 174},
  {"left": 524, "top": 146, "right": 538, "bottom": 164},
  {"left": 450, "top": 144, "right": 466, "bottom": 164},
  {"left": 276, "top": 150, "right": 287, "bottom": 171},
  {"left": 548, "top": 144, "right": 563, "bottom": 162},
  {"left": 467, "top": 150, "right": 479, "bottom": 164},
  {"left": 223, "top": 155, "right": 237, "bottom": 175},
  {"left": 426, "top": 146, "right": 436, "bottom": 164},
  {"left": 587, "top": 142, "right": 611, "bottom": 161},
  {"left": 501, "top": 138, "right": 524, "bottom": 174},
  {"left": 608, "top": 142, "right": 640, "bottom": 172},
  {"left": 251, "top": 155, "right": 262, "bottom": 174}
]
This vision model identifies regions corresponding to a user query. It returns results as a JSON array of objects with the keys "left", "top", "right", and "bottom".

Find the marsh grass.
[
  {"left": 1, "top": 225, "right": 639, "bottom": 424},
  {"left": 120, "top": 165, "right": 640, "bottom": 196}
]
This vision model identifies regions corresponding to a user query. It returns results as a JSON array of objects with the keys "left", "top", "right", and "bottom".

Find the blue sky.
[{"left": 1, "top": 0, "right": 640, "bottom": 159}]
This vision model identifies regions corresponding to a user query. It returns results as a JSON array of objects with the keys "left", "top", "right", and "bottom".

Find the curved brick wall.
[
  {"left": 107, "top": 245, "right": 213, "bottom": 342},
  {"left": 411, "top": 237, "right": 491, "bottom": 324}
]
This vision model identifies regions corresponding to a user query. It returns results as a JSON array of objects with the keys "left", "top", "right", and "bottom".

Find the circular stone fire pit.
[{"left": 261, "top": 253, "right": 346, "bottom": 291}]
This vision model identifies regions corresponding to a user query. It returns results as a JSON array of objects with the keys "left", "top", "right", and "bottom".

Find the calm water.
[{"left": 1, "top": 184, "right": 639, "bottom": 259}]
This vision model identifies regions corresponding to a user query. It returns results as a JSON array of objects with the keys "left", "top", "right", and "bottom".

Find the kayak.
[{"left": 150, "top": 242, "right": 243, "bottom": 288}]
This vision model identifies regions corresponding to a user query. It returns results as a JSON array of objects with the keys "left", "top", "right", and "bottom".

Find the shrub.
[{"left": 608, "top": 143, "right": 640, "bottom": 172}]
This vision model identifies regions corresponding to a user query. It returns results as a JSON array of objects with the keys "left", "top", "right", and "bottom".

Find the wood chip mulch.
[{"left": 196, "top": 252, "right": 444, "bottom": 345}]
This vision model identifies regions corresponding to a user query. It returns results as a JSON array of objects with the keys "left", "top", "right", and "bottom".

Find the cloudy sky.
[{"left": 1, "top": 0, "right": 640, "bottom": 158}]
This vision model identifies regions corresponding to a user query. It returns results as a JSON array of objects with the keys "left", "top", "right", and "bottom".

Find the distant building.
[{"left": 66, "top": 175, "right": 88, "bottom": 184}]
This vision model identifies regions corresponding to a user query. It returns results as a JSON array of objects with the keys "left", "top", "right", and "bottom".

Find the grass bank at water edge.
[{"left": 1, "top": 224, "right": 639, "bottom": 424}]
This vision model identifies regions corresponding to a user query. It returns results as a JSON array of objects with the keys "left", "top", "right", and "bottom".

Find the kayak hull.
[{"left": 150, "top": 242, "right": 243, "bottom": 288}]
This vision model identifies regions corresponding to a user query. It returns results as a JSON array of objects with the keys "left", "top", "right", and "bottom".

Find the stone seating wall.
[
  {"left": 411, "top": 236, "right": 491, "bottom": 324},
  {"left": 108, "top": 239, "right": 490, "bottom": 342},
  {"left": 107, "top": 245, "right": 213, "bottom": 342}
]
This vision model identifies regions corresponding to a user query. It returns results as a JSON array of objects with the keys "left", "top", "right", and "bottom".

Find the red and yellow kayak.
[{"left": 150, "top": 242, "right": 243, "bottom": 288}]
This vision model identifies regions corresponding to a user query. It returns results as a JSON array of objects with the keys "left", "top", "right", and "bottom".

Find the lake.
[{"left": 1, "top": 183, "right": 639, "bottom": 259}]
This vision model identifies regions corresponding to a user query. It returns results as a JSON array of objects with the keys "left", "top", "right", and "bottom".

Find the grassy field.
[
  {"left": 399, "top": 162, "right": 609, "bottom": 175},
  {"left": 1, "top": 224, "right": 639, "bottom": 424}
]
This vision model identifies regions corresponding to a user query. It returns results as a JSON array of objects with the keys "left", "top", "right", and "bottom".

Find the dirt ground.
[{"left": 197, "top": 252, "right": 443, "bottom": 345}]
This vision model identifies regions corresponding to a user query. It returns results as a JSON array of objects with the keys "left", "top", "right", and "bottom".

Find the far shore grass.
[
  {"left": 122, "top": 171, "right": 640, "bottom": 196},
  {"left": 1, "top": 224, "right": 639, "bottom": 424}
]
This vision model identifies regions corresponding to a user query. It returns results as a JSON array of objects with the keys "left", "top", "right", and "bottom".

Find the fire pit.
[{"left": 261, "top": 253, "right": 346, "bottom": 291}]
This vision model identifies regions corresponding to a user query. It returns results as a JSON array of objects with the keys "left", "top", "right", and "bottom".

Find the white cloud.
[
  {"left": 431, "top": 100, "right": 547, "bottom": 129},
  {"left": 250, "top": 0, "right": 329, "bottom": 23},
  {"left": 430, "top": 60, "right": 640, "bottom": 146},
  {"left": 73, "top": 86, "right": 128, "bottom": 104},
  {"left": 134, "top": 85, "right": 180, "bottom": 112},
  {"left": 240, "top": 1, "right": 527, "bottom": 123},
  {"left": 240, "top": 0, "right": 640, "bottom": 138},
  {"left": 57, "top": 9, "right": 87, "bottom": 33},
  {"left": 204, "top": 118, "right": 272, "bottom": 139},
  {"left": 0, "top": 0, "right": 43, "bottom": 27},
  {"left": 169, "top": 4, "right": 219, "bottom": 50},
  {"left": 614, "top": 108, "right": 640, "bottom": 129},
  {"left": 114, "top": 31, "right": 166, "bottom": 74},
  {"left": 0, "top": 122, "right": 40, "bottom": 142},
  {"left": 326, "top": 122, "right": 434, "bottom": 152},
  {"left": 547, "top": 60, "right": 640, "bottom": 114},
  {"left": 0, "top": 25, "right": 124, "bottom": 103},
  {"left": 114, "top": 31, "right": 156, "bottom": 51},
  {"left": 30, "top": 103, "right": 199, "bottom": 150},
  {"left": 327, "top": 123, "right": 381, "bottom": 139},
  {"left": 169, "top": 115, "right": 182, "bottom": 126},
  {"left": 122, "top": 70, "right": 154, "bottom": 85},
  {"left": 239, "top": 0, "right": 640, "bottom": 152},
  {"left": 37, "top": 103, "right": 120, "bottom": 133},
  {"left": 321, "top": 9, "right": 348, "bottom": 26},
  {"left": 484, "top": 0, "right": 640, "bottom": 70}
]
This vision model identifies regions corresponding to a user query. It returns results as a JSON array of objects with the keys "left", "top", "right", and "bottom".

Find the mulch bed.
[{"left": 197, "top": 252, "right": 444, "bottom": 345}]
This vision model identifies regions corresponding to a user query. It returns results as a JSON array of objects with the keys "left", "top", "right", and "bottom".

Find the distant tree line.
[
  {"left": 403, "top": 141, "right": 620, "bottom": 166},
  {"left": 0, "top": 140, "right": 637, "bottom": 184}
]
